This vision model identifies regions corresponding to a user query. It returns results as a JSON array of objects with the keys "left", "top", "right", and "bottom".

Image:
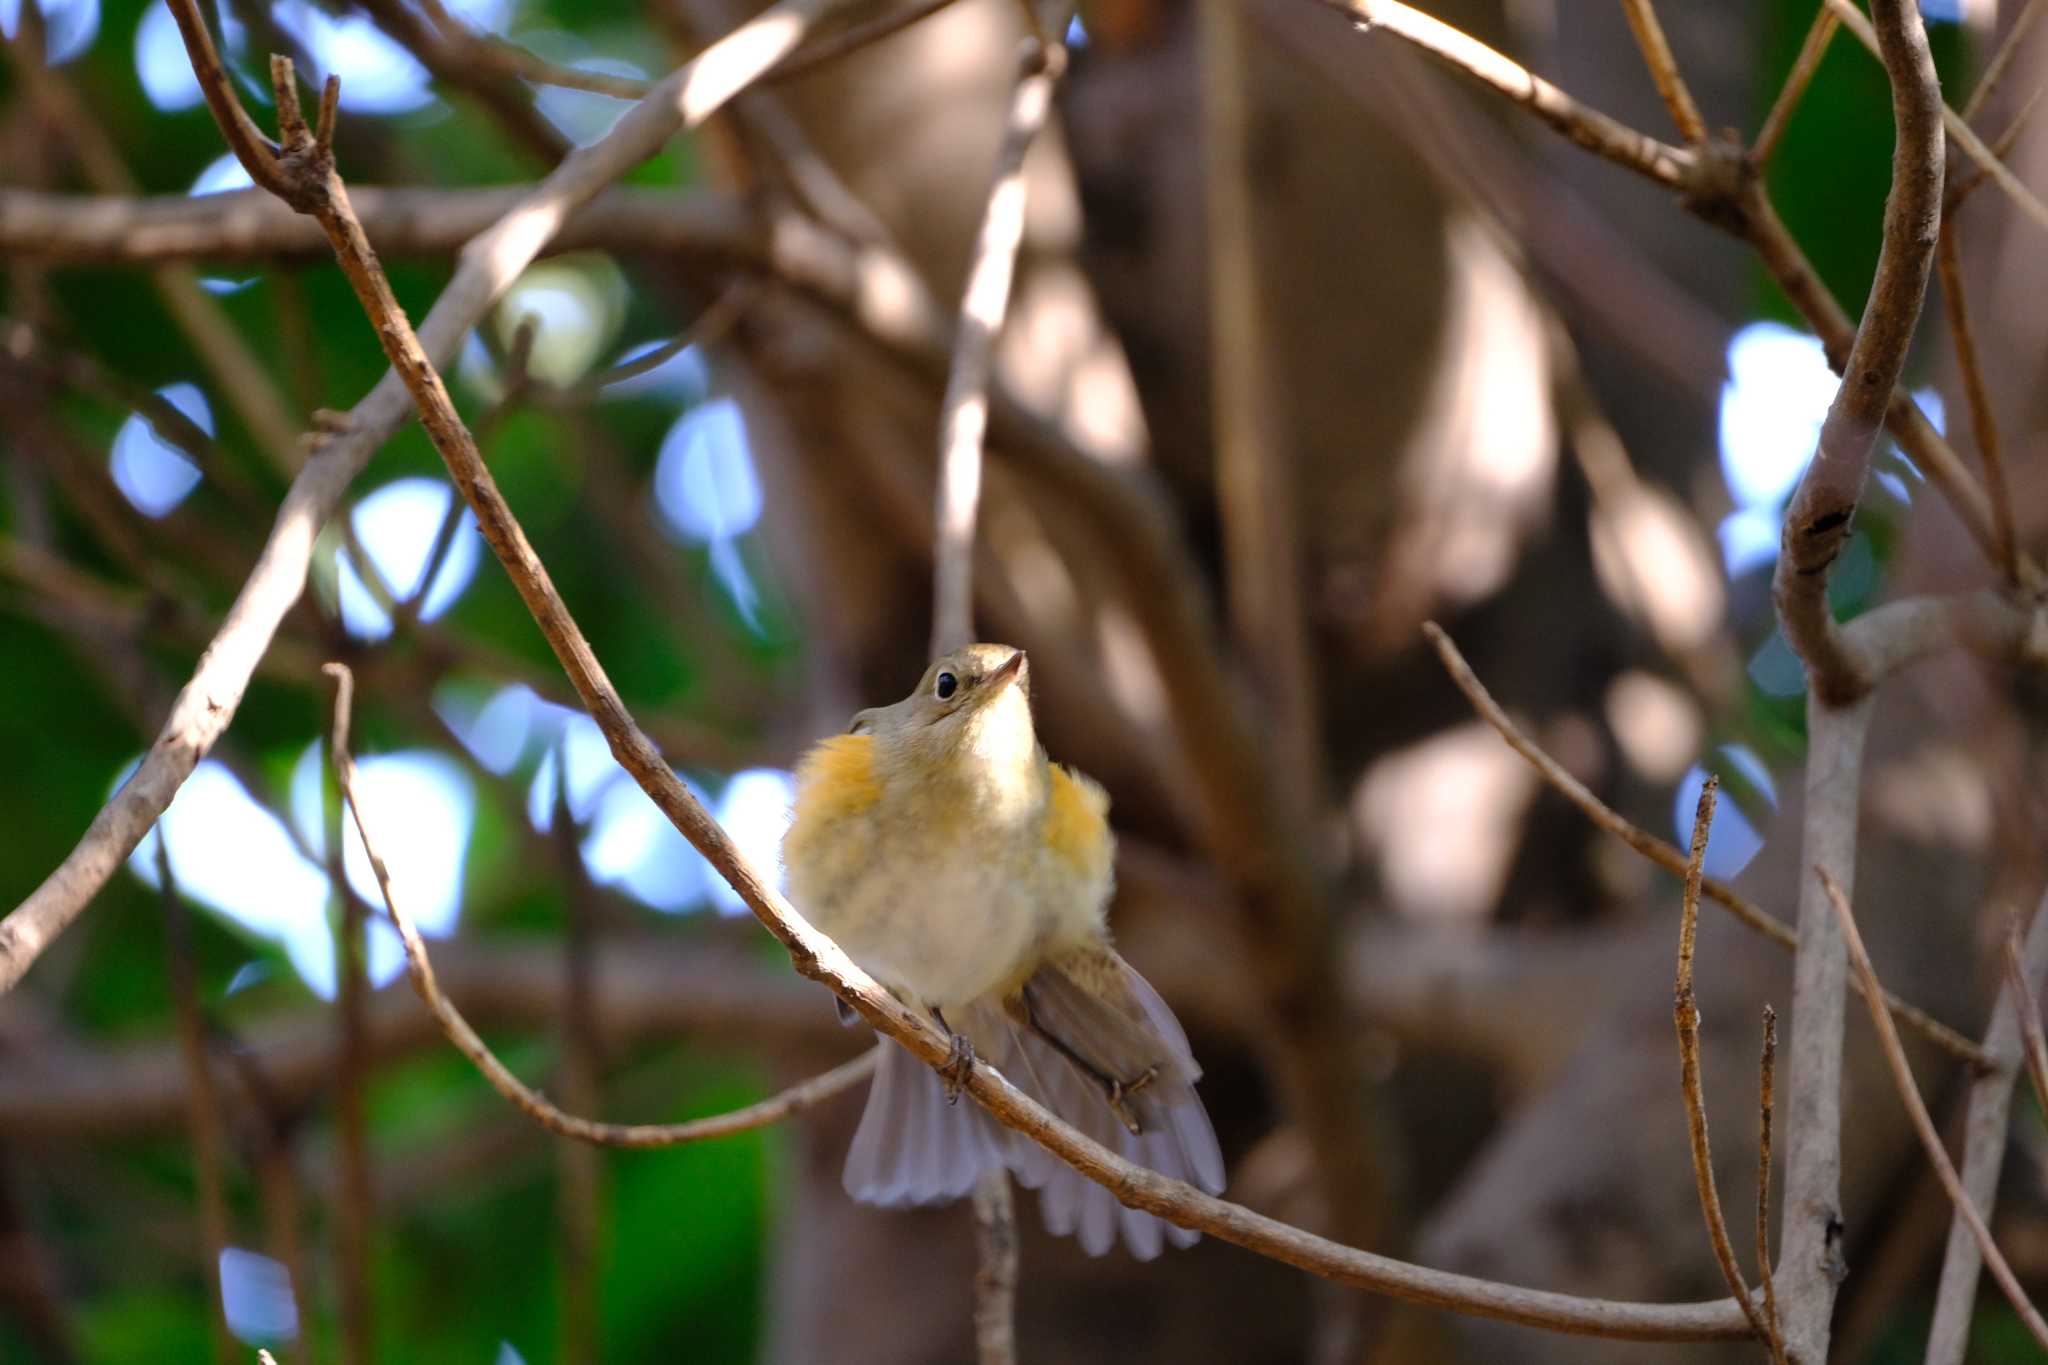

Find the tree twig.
[
  {"left": 1821, "top": 869, "right": 2048, "bottom": 1353},
  {"left": 1962, "top": 0, "right": 2047, "bottom": 121},
  {"left": 1673, "top": 778, "right": 1770, "bottom": 1341},
  {"left": 1756, "top": 1006, "right": 1786, "bottom": 1365},
  {"left": 972, "top": 1170, "right": 1019, "bottom": 1365},
  {"left": 1753, "top": 2, "right": 1838, "bottom": 167},
  {"left": 1327, "top": 0, "right": 1695, "bottom": 186},
  {"left": 1933, "top": 218, "right": 2018, "bottom": 584},
  {"left": 1421, "top": 620, "right": 1986, "bottom": 1067},
  {"left": 2006, "top": 919, "right": 2048, "bottom": 1128},
  {"left": 1930, "top": 902, "right": 2048, "bottom": 1362},
  {"left": 930, "top": 28, "right": 1068, "bottom": 656},
  {"left": 1620, "top": 0, "right": 1706, "bottom": 144},
  {"left": 325, "top": 662, "right": 879, "bottom": 1148}
]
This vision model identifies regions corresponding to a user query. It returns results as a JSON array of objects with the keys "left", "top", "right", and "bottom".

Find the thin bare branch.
[
  {"left": 1674, "top": 779, "right": 1770, "bottom": 1341},
  {"left": 2007, "top": 920, "right": 2048, "bottom": 1128},
  {"left": 0, "top": 0, "right": 849, "bottom": 997},
  {"left": 1775, "top": 0, "right": 1943, "bottom": 702},
  {"left": 767, "top": 0, "right": 960, "bottom": 81},
  {"left": 972, "top": 1171, "right": 1019, "bottom": 1365},
  {"left": 1753, "top": 3, "right": 1839, "bottom": 167},
  {"left": 1951, "top": 82, "right": 2048, "bottom": 208},
  {"left": 1621, "top": 0, "right": 1707, "bottom": 144},
  {"left": 1421, "top": 620, "right": 1986, "bottom": 1066},
  {"left": 931, "top": 30, "right": 1069, "bottom": 656},
  {"left": 1933, "top": 220, "right": 2019, "bottom": 583},
  {"left": 325, "top": 664, "right": 879, "bottom": 1148},
  {"left": 1963, "top": 0, "right": 2048, "bottom": 121},
  {"left": 1775, "top": 695, "right": 1870, "bottom": 1362},
  {"left": 1821, "top": 869, "right": 2048, "bottom": 1353},
  {"left": 1327, "top": 0, "right": 1695, "bottom": 187},
  {"left": 1757, "top": 1007, "right": 1786, "bottom": 1365}
]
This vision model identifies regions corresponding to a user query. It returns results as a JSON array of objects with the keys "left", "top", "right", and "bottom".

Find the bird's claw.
[
  {"left": 1104, "top": 1064, "right": 1160, "bottom": 1136},
  {"left": 940, "top": 1030, "right": 976, "bottom": 1106}
]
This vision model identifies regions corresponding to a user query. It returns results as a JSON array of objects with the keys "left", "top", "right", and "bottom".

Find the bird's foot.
[
  {"left": 933, "top": 1009, "right": 975, "bottom": 1105},
  {"left": 1103, "top": 1064, "right": 1160, "bottom": 1136}
]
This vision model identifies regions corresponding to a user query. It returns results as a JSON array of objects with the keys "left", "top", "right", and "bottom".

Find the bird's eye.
[{"left": 934, "top": 671, "right": 958, "bottom": 700}]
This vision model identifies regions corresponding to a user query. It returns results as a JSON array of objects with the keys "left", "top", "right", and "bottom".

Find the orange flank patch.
[
  {"left": 791, "top": 734, "right": 882, "bottom": 828},
  {"left": 1043, "top": 764, "right": 1111, "bottom": 879}
]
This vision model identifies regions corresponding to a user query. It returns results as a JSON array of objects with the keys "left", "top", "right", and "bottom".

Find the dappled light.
[
  {"left": 108, "top": 381, "right": 206, "bottom": 517},
  {"left": 335, "top": 477, "right": 483, "bottom": 640}
]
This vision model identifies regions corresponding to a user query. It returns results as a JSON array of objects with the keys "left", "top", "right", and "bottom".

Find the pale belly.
[{"left": 788, "top": 814, "right": 1103, "bottom": 1009}]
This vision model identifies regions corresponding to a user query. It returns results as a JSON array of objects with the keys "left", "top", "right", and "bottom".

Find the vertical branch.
[
  {"left": 1756, "top": 1007, "right": 1785, "bottom": 1365},
  {"left": 326, "top": 687, "right": 373, "bottom": 1365},
  {"left": 1822, "top": 871, "right": 2048, "bottom": 1352},
  {"left": 1772, "top": 0, "right": 1943, "bottom": 698},
  {"left": 1769, "top": 0, "right": 1942, "bottom": 1355},
  {"left": 1199, "top": 0, "right": 1321, "bottom": 805},
  {"left": 1926, "top": 897, "right": 2048, "bottom": 1365},
  {"left": 971, "top": 1170, "right": 1019, "bottom": 1365},
  {"left": 161, "top": 840, "right": 236, "bottom": 1365},
  {"left": 1672, "top": 778, "right": 1769, "bottom": 1340},
  {"left": 930, "top": 22, "right": 1070, "bottom": 657},
  {"left": 1774, "top": 695, "right": 1870, "bottom": 1362}
]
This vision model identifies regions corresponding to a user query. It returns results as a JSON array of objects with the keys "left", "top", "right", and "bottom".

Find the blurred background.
[{"left": 1, "top": 0, "right": 2046, "bottom": 1359}]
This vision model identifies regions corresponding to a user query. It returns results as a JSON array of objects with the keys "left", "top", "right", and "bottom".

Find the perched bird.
[{"left": 783, "top": 644, "right": 1224, "bottom": 1257}]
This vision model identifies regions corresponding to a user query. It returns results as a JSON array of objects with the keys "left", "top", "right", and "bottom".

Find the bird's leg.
[
  {"left": 1017, "top": 987, "right": 1159, "bottom": 1136},
  {"left": 931, "top": 1007, "right": 975, "bottom": 1105}
]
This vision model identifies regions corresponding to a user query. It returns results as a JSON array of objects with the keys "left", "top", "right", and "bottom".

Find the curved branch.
[{"left": 1772, "top": 0, "right": 1943, "bottom": 700}]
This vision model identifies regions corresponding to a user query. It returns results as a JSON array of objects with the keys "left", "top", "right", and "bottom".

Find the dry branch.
[
  {"left": 1754, "top": 3, "right": 1838, "bottom": 167},
  {"left": 1822, "top": 871, "right": 2048, "bottom": 1353},
  {"left": 1928, "top": 902, "right": 2048, "bottom": 1364},
  {"left": 325, "top": 663, "right": 879, "bottom": 1149},
  {"left": 931, "top": 28, "right": 1070, "bottom": 656},
  {"left": 972, "top": 1171, "right": 1020, "bottom": 1365},
  {"left": 1422, "top": 621, "right": 1985, "bottom": 1066},
  {"left": 1620, "top": 0, "right": 1706, "bottom": 144},
  {"left": 1773, "top": 0, "right": 1942, "bottom": 700},
  {"left": 1673, "top": 778, "right": 1769, "bottom": 1341}
]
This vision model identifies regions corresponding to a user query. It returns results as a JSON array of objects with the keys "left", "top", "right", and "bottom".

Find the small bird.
[{"left": 783, "top": 644, "right": 1224, "bottom": 1258}]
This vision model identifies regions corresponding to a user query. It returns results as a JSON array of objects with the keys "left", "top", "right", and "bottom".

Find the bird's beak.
[{"left": 988, "top": 648, "right": 1027, "bottom": 694}]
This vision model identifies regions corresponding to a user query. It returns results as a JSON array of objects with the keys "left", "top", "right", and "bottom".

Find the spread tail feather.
[
  {"left": 843, "top": 1036, "right": 1009, "bottom": 1207},
  {"left": 840, "top": 951, "right": 1223, "bottom": 1259}
]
